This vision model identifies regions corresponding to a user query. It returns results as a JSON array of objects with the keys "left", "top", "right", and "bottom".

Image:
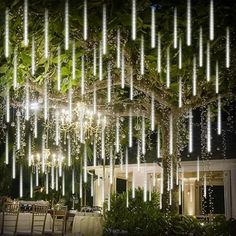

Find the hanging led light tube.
[
  {"left": 173, "top": 7, "right": 177, "bottom": 49},
  {"left": 83, "top": 0, "right": 87, "bottom": 41},
  {"left": 129, "top": 108, "right": 133, "bottom": 148},
  {"left": 166, "top": 47, "right": 170, "bottom": 88},
  {"left": 186, "top": 0, "right": 191, "bottom": 46},
  {"left": 207, "top": 106, "right": 211, "bottom": 152},
  {"left": 117, "top": 29, "right": 121, "bottom": 68},
  {"left": 209, "top": 0, "right": 214, "bottom": 41},
  {"left": 199, "top": 27, "right": 203, "bottom": 67},
  {"left": 44, "top": 8, "right": 49, "bottom": 59},
  {"left": 102, "top": 4, "right": 107, "bottom": 55},
  {"left": 157, "top": 32, "right": 161, "bottom": 73},
  {"left": 132, "top": 0, "right": 136, "bottom": 40},
  {"left": 151, "top": 6, "right": 156, "bottom": 48},
  {"left": 5, "top": 8, "right": 9, "bottom": 58},
  {"left": 226, "top": 27, "right": 230, "bottom": 68},
  {"left": 217, "top": 95, "right": 221, "bottom": 135},
  {"left": 189, "top": 108, "right": 193, "bottom": 153},
  {"left": 24, "top": 0, "right": 29, "bottom": 47},
  {"left": 193, "top": 56, "right": 197, "bottom": 96}
]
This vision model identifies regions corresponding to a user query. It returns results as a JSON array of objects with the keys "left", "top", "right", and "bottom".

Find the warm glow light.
[
  {"left": 141, "top": 115, "right": 146, "bottom": 155},
  {"left": 199, "top": 27, "right": 203, "bottom": 67},
  {"left": 189, "top": 108, "right": 193, "bottom": 153},
  {"left": 151, "top": 6, "right": 156, "bottom": 48},
  {"left": 169, "top": 113, "right": 173, "bottom": 155},
  {"left": 209, "top": 0, "right": 214, "bottom": 41},
  {"left": 179, "top": 77, "right": 182, "bottom": 108},
  {"left": 121, "top": 47, "right": 125, "bottom": 88},
  {"left": 44, "top": 8, "right": 49, "bottom": 59},
  {"left": 140, "top": 35, "right": 144, "bottom": 75},
  {"left": 6, "top": 87, "right": 10, "bottom": 123},
  {"left": 151, "top": 93, "right": 155, "bottom": 131},
  {"left": 12, "top": 147, "right": 16, "bottom": 179},
  {"left": 193, "top": 56, "right": 197, "bottom": 96},
  {"left": 132, "top": 0, "right": 136, "bottom": 40},
  {"left": 186, "top": 0, "right": 191, "bottom": 46},
  {"left": 166, "top": 47, "right": 170, "bottom": 88},
  {"left": 157, "top": 32, "right": 161, "bottom": 73},
  {"left": 102, "top": 4, "right": 107, "bottom": 55},
  {"left": 20, "top": 165, "right": 23, "bottom": 198},
  {"left": 129, "top": 108, "right": 133, "bottom": 147},
  {"left": 65, "top": 0, "right": 69, "bottom": 49},
  {"left": 226, "top": 27, "right": 230, "bottom": 68},
  {"left": 132, "top": 172, "right": 135, "bottom": 198},
  {"left": 72, "top": 168, "right": 75, "bottom": 194},
  {"left": 173, "top": 7, "right": 177, "bottom": 49},
  {"left": 207, "top": 41, "right": 211, "bottom": 82},
  {"left": 83, "top": 0, "right": 87, "bottom": 40},
  {"left": 24, "top": 0, "right": 29, "bottom": 47},
  {"left": 5, "top": 8, "right": 9, "bottom": 58},
  {"left": 178, "top": 37, "right": 182, "bottom": 69},
  {"left": 217, "top": 95, "right": 221, "bottom": 135},
  {"left": 207, "top": 106, "right": 211, "bottom": 152},
  {"left": 57, "top": 46, "right": 61, "bottom": 91},
  {"left": 117, "top": 29, "right": 121, "bottom": 68},
  {"left": 16, "top": 110, "right": 21, "bottom": 150}
]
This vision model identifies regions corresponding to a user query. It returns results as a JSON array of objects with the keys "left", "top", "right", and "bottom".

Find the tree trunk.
[{"left": 161, "top": 118, "right": 179, "bottom": 214}]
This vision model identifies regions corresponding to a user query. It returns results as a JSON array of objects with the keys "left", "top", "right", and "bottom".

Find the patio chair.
[
  {"left": 45, "top": 206, "right": 67, "bottom": 235},
  {"left": 1, "top": 202, "right": 20, "bottom": 236},
  {"left": 31, "top": 204, "right": 49, "bottom": 235}
]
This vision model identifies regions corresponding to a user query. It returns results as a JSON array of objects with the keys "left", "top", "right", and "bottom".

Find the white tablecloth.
[
  {"left": 72, "top": 214, "right": 103, "bottom": 236},
  {"left": 0, "top": 212, "right": 52, "bottom": 233}
]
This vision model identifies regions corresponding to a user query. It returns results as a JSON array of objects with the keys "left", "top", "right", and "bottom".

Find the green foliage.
[{"left": 103, "top": 189, "right": 236, "bottom": 236}]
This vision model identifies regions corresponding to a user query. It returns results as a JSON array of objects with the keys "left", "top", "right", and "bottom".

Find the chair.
[
  {"left": 1, "top": 202, "right": 20, "bottom": 236},
  {"left": 31, "top": 204, "right": 49, "bottom": 235},
  {"left": 45, "top": 206, "right": 67, "bottom": 236}
]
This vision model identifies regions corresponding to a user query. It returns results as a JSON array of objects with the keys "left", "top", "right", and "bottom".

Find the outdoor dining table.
[
  {"left": 0, "top": 212, "right": 53, "bottom": 233},
  {"left": 72, "top": 212, "right": 103, "bottom": 236}
]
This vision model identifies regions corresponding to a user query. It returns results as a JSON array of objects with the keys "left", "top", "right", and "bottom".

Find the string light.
[
  {"left": 81, "top": 55, "right": 85, "bottom": 96},
  {"left": 93, "top": 85, "right": 97, "bottom": 114},
  {"left": 13, "top": 48, "right": 18, "bottom": 89},
  {"left": 20, "top": 165, "right": 23, "bottom": 198},
  {"left": 64, "top": 0, "right": 69, "bottom": 50},
  {"left": 101, "top": 122, "right": 105, "bottom": 159},
  {"left": 207, "top": 41, "right": 211, "bottom": 82},
  {"left": 93, "top": 45, "right": 97, "bottom": 76},
  {"left": 30, "top": 173, "right": 33, "bottom": 198},
  {"left": 173, "top": 7, "right": 177, "bottom": 49},
  {"left": 169, "top": 113, "right": 173, "bottom": 155},
  {"left": 93, "top": 136, "right": 97, "bottom": 167},
  {"left": 36, "top": 165, "right": 39, "bottom": 186},
  {"left": 157, "top": 127, "right": 161, "bottom": 158},
  {"left": 217, "top": 95, "right": 221, "bottom": 135},
  {"left": 203, "top": 172, "right": 207, "bottom": 198},
  {"left": 24, "top": 0, "right": 29, "bottom": 47},
  {"left": 51, "top": 158, "right": 55, "bottom": 189},
  {"left": 166, "top": 47, "right": 170, "bottom": 88},
  {"left": 143, "top": 164, "right": 147, "bottom": 202},
  {"left": 151, "top": 6, "right": 156, "bottom": 48},
  {"left": 140, "top": 35, "right": 144, "bottom": 75},
  {"left": 62, "top": 170, "right": 65, "bottom": 196},
  {"left": 207, "top": 106, "right": 211, "bottom": 153},
  {"left": 226, "top": 27, "right": 230, "bottom": 68},
  {"left": 72, "top": 168, "right": 75, "bottom": 194},
  {"left": 189, "top": 108, "right": 193, "bottom": 153},
  {"left": 68, "top": 134, "right": 71, "bottom": 167},
  {"left": 151, "top": 93, "right": 155, "bottom": 131},
  {"left": 99, "top": 41, "right": 103, "bottom": 81},
  {"left": 55, "top": 111, "right": 60, "bottom": 146},
  {"left": 44, "top": 8, "right": 49, "bottom": 59},
  {"left": 132, "top": 172, "right": 135, "bottom": 198},
  {"left": 179, "top": 77, "right": 182, "bottom": 108},
  {"left": 56, "top": 167, "right": 58, "bottom": 191},
  {"left": 121, "top": 47, "right": 125, "bottom": 88},
  {"left": 91, "top": 174, "right": 94, "bottom": 197},
  {"left": 117, "top": 29, "right": 121, "bottom": 68},
  {"left": 109, "top": 147, "right": 113, "bottom": 184},
  {"left": 84, "top": 144, "right": 87, "bottom": 183},
  {"left": 107, "top": 62, "right": 111, "bottom": 103},
  {"left": 57, "top": 46, "right": 61, "bottom": 91},
  {"left": 6, "top": 87, "right": 10, "bottom": 123},
  {"left": 83, "top": 0, "right": 87, "bottom": 40},
  {"left": 5, "top": 130, "right": 9, "bottom": 165},
  {"left": 209, "top": 0, "right": 214, "bottom": 41},
  {"left": 72, "top": 41, "right": 76, "bottom": 80},
  {"left": 102, "top": 4, "right": 107, "bottom": 54},
  {"left": 130, "top": 67, "right": 133, "bottom": 100},
  {"left": 25, "top": 80, "right": 30, "bottom": 121},
  {"left": 16, "top": 110, "right": 21, "bottom": 150},
  {"left": 125, "top": 147, "right": 128, "bottom": 179},
  {"left": 41, "top": 133, "right": 45, "bottom": 173},
  {"left": 199, "top": 27, "right": 203, "bottom": 67},
  {"left": 32, "top": 36, "right": 36, "bottom": 75},
  {"left": 5, "top": 8, "right": 9, "bottom": 58},
  {"left": 157, "top": 32, "right": 161, "bottom": 73},
  {"left": 132, "top": 0, "right": 136, "bottom": 40},
  {"left": 45, "top": 172, "right": 49, "bottom": 194},
  {"left": 142, "top": 115, "right": 146, "bottom": 155},
  {"left": 193, "top": 56, "right": 197, "bottom": 96},
  {"left": 116, "top": 117, "right": 120, "bottom": 153},
  {"left": 186, "top": 0, "right": 191, "bottom": 46},
  {"left": 34, "top": 110, "right": 38, "bottom": 138},
  {"left": 44, "top": 78, "right": 48, "bottom": 121},
  {"left": 137, "top": 141, "right": 140, "bottom": 171},
  {"left": 215, "top": 60, "right": 219, "bottom": 94},
  {"left": 28, "top": 135, "right": 32, "bottom": 167},
  {"left": 68, "top": 88, "right": 73, "bottom": 123},
  {"left": 129, "top": 108, "right": 133, "bottom": 148},
  {"left": 12, "top": 147, "right": 16, "bottom": 179}
]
